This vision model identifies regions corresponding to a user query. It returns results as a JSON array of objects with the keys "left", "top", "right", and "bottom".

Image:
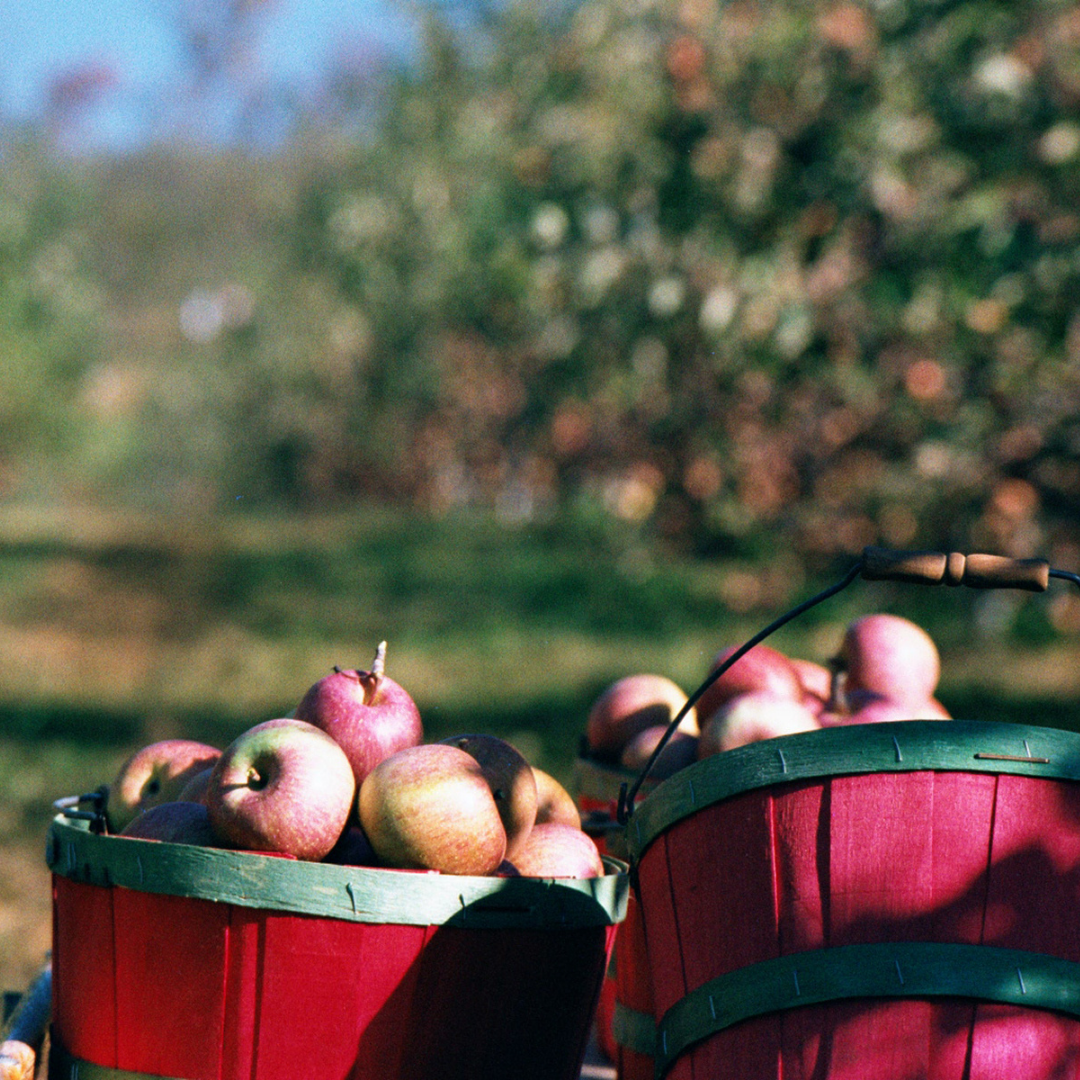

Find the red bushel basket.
[
  {"left": 621, "top": 546, "right": 1080, "bottom": 1080},
  {"left": 47, "top": 804, "right": 628, "bottom": 1080},
  {"left": 576, "top": 751, "right": 659, "bottom": 1077}
]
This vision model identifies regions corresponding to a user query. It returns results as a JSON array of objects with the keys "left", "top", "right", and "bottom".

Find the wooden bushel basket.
[
  {"left": 621, "top": 547, "right": 1080, "bottom": 1080},
  {"left": 47, "top": 812, "right": 628, "bottom": 1080},
  {"left": 629, "top": 720, "right": 1080, "bottom": 1079},
  {"left": 609, "top": 888, "right": 657, "bottom": 1080},
  {"left": 576, "top": 754, "right": 659, "bottom": 1076}
]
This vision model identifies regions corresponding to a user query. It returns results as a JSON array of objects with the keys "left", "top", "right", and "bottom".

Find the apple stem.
[
  {"left": 827, "top": 656, "right": 851, "bottom": 715},
  {"left": 360, "top": 640, "right": 387, "bottom": 705}
]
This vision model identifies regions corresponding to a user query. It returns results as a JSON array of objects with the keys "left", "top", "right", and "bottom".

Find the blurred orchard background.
[{"left": 4, "top": 0, "right": 1080, "bottom": 992}]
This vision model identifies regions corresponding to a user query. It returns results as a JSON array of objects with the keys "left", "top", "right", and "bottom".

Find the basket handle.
[
  {"left": 617, "top": 547, "right": 1080, "bottom": 821},
  {"left": 861, "top": 547, "right": 1052, "bottom": 590}
]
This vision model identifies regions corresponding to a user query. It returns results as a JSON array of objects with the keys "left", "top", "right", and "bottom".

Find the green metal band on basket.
[
  {"left": 626, "top": 719, "right": 1080, "bottom": 861},
  {"left": 47, "top": 815, "right": 628, "bottom": 929},
  {"left": 612, "top": 1000, "right": 657, "bottom": 1058},
  {"left": 654, "top": 940, "right": 1080, "bottom": 1078},
  {"left": 49, "top": 1037, "right": 187, "bottom": 1080}
]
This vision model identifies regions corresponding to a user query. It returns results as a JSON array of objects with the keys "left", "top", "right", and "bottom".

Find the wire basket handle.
[{"left": 617, "top": 546, "right": 1080, "bottom": 821}]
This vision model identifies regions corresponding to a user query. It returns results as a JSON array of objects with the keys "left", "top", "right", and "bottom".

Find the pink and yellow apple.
[
  {"left": 695, "top": 644, "right": 804, "bottom": 726},
  {"left": 107, "top": 739, "right": 221, "bottom": 833},
  {"left": 840, "top": 613, "right": 941, "bottom": 708},
  {"left": 698, "top": 692, "right": 821, "bottom": 757},
  {"left": 358, "top": 743, "right": 507, "bottom": 875},
  {"left": 532, "top": 767, "right": 581, "bottom": 828},
  {"left": 506, "top": 822, "right": 605, "bottom": 879},
  {"left": 438, "top": 733, "right": 538, "bottom": 861},
  {"left": 119, "top": 800, "right": 220, "bottom": 847},
  {"left": 585, "top": 673, "right": 697, "bottom": 759},
  {"left": 205, "top": 718, "right": 355, "bottom": 861},
  {"left": 619, "top": 724, "right": 698, "bottom": 779}
]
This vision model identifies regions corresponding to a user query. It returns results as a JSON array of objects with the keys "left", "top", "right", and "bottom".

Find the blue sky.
[{"left": 1, "top": 0, "right": 415, "bottom": 148}]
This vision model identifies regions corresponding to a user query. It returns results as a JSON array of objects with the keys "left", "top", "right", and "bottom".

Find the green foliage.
[{"left": 2, "top": 0, "right": 1080, "bottom": 583}]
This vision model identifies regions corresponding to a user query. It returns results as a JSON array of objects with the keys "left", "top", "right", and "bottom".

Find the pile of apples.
[
  {"left": 104, "top": 642, "right": 602, "bottom": 879},
  {"left": 582, "top": 613, "right": 951, "bottom": 772}
]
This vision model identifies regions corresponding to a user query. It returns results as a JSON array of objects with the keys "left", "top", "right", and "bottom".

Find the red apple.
[
  {"left": 107, "top": 739, "right": 221, "bottom": 833},
  {"left": 358, "top": 743, "right": 507, "bottom": 875},
  {"left": 438, "top": 734, "right": 538, "bottom": 861},
  {"left": 585, "top": 673, "right": 697, "bottom": 759},
  {"left": 619, "top": 724, "right": 698, "bottom": 779},
  {"left": 532, "top": 767, "right": 581, "bottom": 828},
  {"left": 505, "top": 822, "right": 605, "bottom": 879},
  {"left": 822, "top": 688, "right": 952, "bottom": 726},
  {"left": 695, "top": 644, "right": 804, "bottom": 726},
  {"left": 840, "top": 614, "right": 941, "bottom": 708},
  {"left": 119, "top": 801, "right": 220, "bottom": 847},
  {"left": 698, "top": 692, "right": 821, "bottom": 757},
  {"left": 293, "top": 641, "right": 424, "bottom": 786},
  {"left": 206, "top": 718, "right": 355, "bottom": 861},
  {"left": 790, "top": 658, "right": 833, "bottom": 709},
  {"left": 177, "top": 765, "right": 215, "bottom": 805}
]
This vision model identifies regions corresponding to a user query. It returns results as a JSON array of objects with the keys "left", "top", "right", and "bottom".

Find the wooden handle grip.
[
  {"left": 861, "top": 547, "right": 1050, "bottom": 592},
  {"left": 0, "top": 1041, "right": 35, "bottom": 1080}
]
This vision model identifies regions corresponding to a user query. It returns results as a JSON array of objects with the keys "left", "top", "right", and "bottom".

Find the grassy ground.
[{"left": 2, "top": 503, "right": 1079, "bottom": 996}]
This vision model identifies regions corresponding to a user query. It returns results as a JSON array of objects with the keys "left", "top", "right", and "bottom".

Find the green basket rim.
[
  {"left": 48, "top": 814, "right": 628, "bottom": 929},
  {"left": 654, "top": 940, "right": 1080, "bottom": 1077},
  {"left": 626, "top": 719, "right": 1080, "bottom": 862}
]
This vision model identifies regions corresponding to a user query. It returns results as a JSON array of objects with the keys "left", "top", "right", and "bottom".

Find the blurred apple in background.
[
  {"left": 619, "top": 724, "right": 698, "bottom": 779},
  {"left": 206, "top": 718, "right": 355, "bottom": 861},
  {"left": 532, "top": 767, "right": 581, "bottom": 828},
  {"left": 507, "top": 822, "right": 605, "bottom": 879},
  {"left": 439, "top": 733, "right": 538, "bottom": 861},
  {"left": 585, "top": 673, "right": 697, "bottom": 759},
  {"left": 695, "top": 644, "right": 805, "bottom": 728},
  {"left": 119, "top": 800, "right": 220, "bottom": 846},
  {"left": 293, "top": 640, "right": 423, "bottom": 786},
  {"left": 790, "top": 657, "right": 833, "bottom": 710},
  {"left": 107, "top": 739, "right": 221, "bottom": 833},
  {"left": 821, "top": 687, "right": 952, "bottom": 726},
  {"left": 698, "top": 692, "right": 821, "bottom": 757},
  {"left": 358, "top": 743, "right": 507, "bottom": 875},
  {"left": 840, "top": 613, "right": 941, "bottom": 708}
]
